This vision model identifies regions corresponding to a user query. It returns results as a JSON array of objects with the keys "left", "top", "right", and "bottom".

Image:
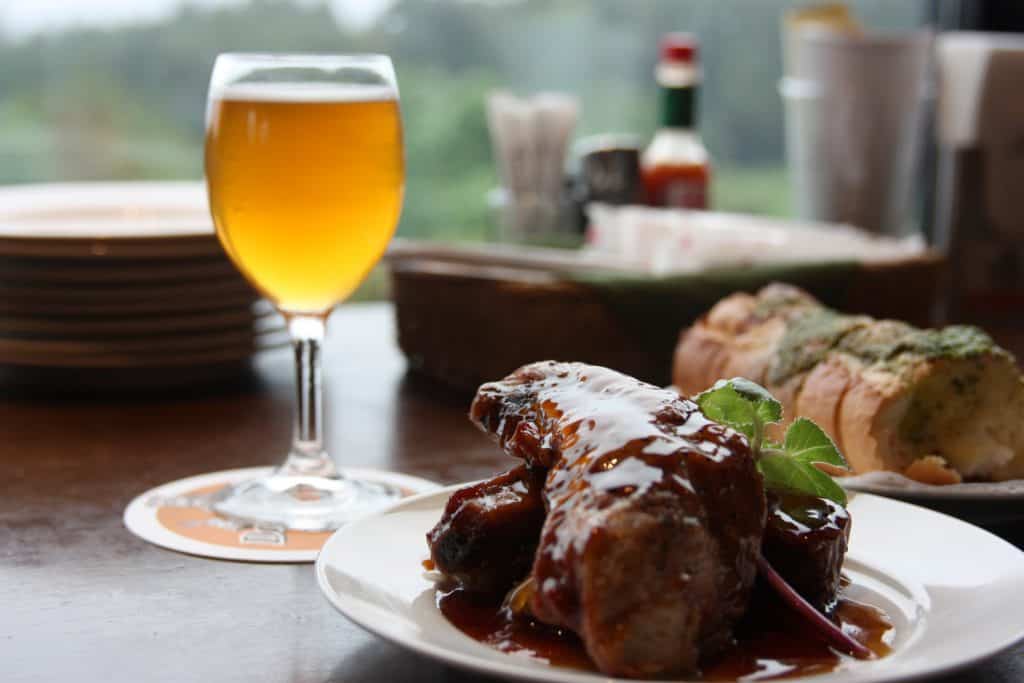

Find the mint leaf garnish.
[
  {"left": 725, "top": 377, "right": 783, "bottom": 425},
  {"left": 759, "top": 453, "right": 848, "bottom": 506},
  {"left": 694, "top": 377, "right": 848, "bottom": 506},
  {"left": 695, "top": 383, "right": 759, "bottom": 440},
  {"left": 783, "top": 418, "right": 848, "bottom": 469},
  {"left": 695, "top": 377, "right": 783, "bottom": 452}
]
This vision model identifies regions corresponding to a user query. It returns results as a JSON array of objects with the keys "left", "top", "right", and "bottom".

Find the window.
[{"left": 0, "top": 0, "right": 925, "bottom": 296}]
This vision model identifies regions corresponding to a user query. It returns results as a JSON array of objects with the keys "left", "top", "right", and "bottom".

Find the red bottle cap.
[{"left": 660, "top": 33, "right": 698, "bottom": 63}]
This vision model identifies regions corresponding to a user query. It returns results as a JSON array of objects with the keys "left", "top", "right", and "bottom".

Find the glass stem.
[{"left": 281, "top": 314, "right": 338, "bottom": 479}]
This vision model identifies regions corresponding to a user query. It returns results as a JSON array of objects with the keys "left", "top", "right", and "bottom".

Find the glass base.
[{"left": 211, "top": 470, "right": 403, "bottom": 532}]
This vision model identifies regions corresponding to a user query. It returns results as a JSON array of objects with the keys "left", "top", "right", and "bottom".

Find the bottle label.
[{"left": 656, "top": 177, "right": 707, "bottom": 209}]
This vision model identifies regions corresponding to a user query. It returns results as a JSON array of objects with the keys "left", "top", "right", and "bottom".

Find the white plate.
[
  {"left": 317, "top": 484, "right": 1024, "bottom": 683},
  {"left": 0, "top": 182, "right": 221, "bottom": 258},
  {"left": 841, "top": 472, "right": 1024, "bottom": 501}
]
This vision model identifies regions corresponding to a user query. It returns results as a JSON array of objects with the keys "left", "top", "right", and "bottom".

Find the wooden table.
[{"left": 3, "top": 303, "right": 1022, "bottom": 682}]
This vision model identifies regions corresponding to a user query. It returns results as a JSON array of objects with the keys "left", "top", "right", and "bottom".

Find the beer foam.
[{"left": 213, "top": 81, "right": 397, "bottom": 102}]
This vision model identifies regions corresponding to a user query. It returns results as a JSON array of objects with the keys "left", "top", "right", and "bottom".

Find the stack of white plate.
[{"left": 0, "top": 182, "right": 286, "bottom": 391}]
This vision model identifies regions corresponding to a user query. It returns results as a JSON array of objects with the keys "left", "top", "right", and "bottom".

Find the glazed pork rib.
[
  {"left": 427, "top": 464, "right": 547, "bottom": 595},
  {"left": 469, "top": 361, "right": 767, "bottom": 679},
  {"left": 761, "top": 491, "right": 851, "bottom": 611}
]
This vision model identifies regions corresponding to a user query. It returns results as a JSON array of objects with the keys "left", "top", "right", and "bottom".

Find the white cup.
[{"left": 780, "top": 31, "right": 932, "bottom": 235}]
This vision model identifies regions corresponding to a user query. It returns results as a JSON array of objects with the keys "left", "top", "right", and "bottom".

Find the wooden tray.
[{"left": 388, "top": 241, "right": 945, "bottom": 393}]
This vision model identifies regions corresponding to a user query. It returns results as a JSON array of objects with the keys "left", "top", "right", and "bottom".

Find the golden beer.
[{"left": 205, "top": 85, "right": 403, "bottom": 313}]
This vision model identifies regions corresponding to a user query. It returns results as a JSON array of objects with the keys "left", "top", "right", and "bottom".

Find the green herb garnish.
[{"left": 695, "top": 378, "right": 850, "bottom": 506}]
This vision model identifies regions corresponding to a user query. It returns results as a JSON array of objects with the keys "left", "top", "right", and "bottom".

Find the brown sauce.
[
  {"left": 437, "top": 586, "right": 592, "bottom": 671},
  {"left": 702, "top": 591, "right": 891, "bottom": 681},
  {"left": 438, "top": 586, "right": 892, "bottom": 680}
]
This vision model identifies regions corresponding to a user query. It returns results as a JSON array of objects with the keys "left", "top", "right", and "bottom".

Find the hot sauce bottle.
[{"left": 641, "top": 34, "right": 711, "bottom": 209}]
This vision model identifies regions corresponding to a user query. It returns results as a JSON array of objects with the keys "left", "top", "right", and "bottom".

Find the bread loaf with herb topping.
[{"left": 673, "top": 284, "right": 1024, "bottom": 484}]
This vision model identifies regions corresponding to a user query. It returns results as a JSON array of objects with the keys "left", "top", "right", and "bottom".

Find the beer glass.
[{"left": 204, "top": 54, "right": 404, "bottom": 530}]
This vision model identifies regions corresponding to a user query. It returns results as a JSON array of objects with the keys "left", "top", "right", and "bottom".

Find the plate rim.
[
  {"left": 316, "top": 483, "right": 1024, "bottom": 683},
  {"left": 841, "top": 477, "right": 1024, "bottom": 502},
  {"left": 0, "top": 181, "right": 212, "bottom": 241}
]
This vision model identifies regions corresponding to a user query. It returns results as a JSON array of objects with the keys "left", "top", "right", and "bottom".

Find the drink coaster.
[{"left": 124, "top": 466, "right": 440, "bottom": 563}]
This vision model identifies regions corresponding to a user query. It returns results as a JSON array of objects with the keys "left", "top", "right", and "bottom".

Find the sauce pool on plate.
[{"left": 437, "top": 585, "right": 892, "bottom": 681}]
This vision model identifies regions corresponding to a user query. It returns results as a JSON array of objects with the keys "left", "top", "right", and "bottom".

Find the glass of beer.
[{"left": 204, "top": 54, "right": 404, "bottom": 530}]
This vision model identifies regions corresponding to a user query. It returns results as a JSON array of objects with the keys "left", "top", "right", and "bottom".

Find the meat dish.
[{"left": 427, "top": 361, "right": 864, "bottom": 679}]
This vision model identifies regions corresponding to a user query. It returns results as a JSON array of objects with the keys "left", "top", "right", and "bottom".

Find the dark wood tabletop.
[{"left": 3, "top": 302, "right": 1022, "bottom": 683}]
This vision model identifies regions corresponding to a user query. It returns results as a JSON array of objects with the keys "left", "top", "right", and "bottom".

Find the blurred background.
[{"left": 0, "top": 0, "right": 927, "bottom": 283}]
